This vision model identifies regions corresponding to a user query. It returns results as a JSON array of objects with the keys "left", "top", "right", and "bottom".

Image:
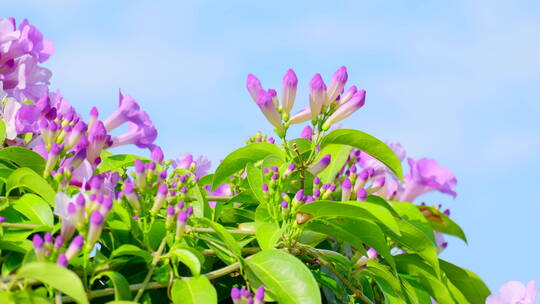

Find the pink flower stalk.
[
  {"left": 175, "top": 210, "right": 188, "bottom": 241},
  {"left": 87, "top": 121, "right": 109, "bottom": 166},
  {"left": 486, "top": 280, "right": 537, "bottom": 304},
  {"left": 246, "top": 74, "right": 263, "bottom": 102},
  {"left": 288, "top": 106, "right": 311, "bottom": 125},
  {"left": 87, "top": 211, "right": 104, "bottom": 249},
  {"left": 65, "top": 235, "right": 84, "bottom": 261},
  {"left": 150, "top": 184, "right": 168, "bottom": 214},
  {"left": 341, "top": 177, "right": 352, "bottom": 201},
  {"left": 103, "top": 92, "right": 141, "bottom": 132},
  {"left": 281, "top": 69, "right": 298, "bottom": 116},
  {"left": 308, "top": 154, "right": 331, "bottom": 175},
  {"left": 255, "top": 89, "right": 284, "bottom": 134},
  {"left": 326, "top": 66, "right": 348, "bottom": 106},
  {"left": 399, "top": 158, "right": 457, "bottom": 202},
  {"left": 322, "top": 89, "right": 366, "bottom": 130},
  {"left": 309, "top": 73, "right": 327, "bottom": 120},
  {"left": 300, "top": 125, "right": 312, "bottom": 141}
]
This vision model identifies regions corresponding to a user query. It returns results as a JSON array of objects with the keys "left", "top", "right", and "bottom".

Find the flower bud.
[
  {"left": 175, "top": 211, "right": 188, "bottom": 241},
  {"left": 231, "top": 287, "right": 242, "bottom": 304},
  {"left": 65, "top": 235, "right": 84, "bottom": 260},
  {"left": 57, "top": 253, "right": 68, "bottom": 267},
  {"left": 33, "top": 234, "right": 45, "bottom": 261},
  {"left": 281, "top": 69, "right": 298, "bottom": 116},
  {"left": 323, "top": 90, "right": 366, "bottom": 130},
  {"left": 254, "top": 285, "right": 265, "bottom": 304},
  {"left": 309, "top": 74, "right": 326, "bottom": 120},
  {"left": 308, "top": 154, "right": 331, "bottom": 175},
  {"left": 87, "top": 211, "right": 104, "bottom": 249},
  {"left": 326, "top": 66, "right": 348, "bottom": 106},
  {"left": 341, "top": 178, "right": 352, "bottom": 201},
  {"left": 150, "top": 184, "right": 168, "bottom": 214}
]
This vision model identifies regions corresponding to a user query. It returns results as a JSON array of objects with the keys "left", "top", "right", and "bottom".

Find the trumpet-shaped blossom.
[
  {"left": 174, "top": 153, "right": 211, "bottom": 178},
  {"left": 399, "top": 157, "right": 457, "bottom": 202},
  {"left": 0, "top": 18, "right": 54, "bottom": 101},
  {"left": 322, "top": 90, "right": 366, "bottom": 130},
  {"left": 204, "top": 184, "right": 231, "bottom": 208},
  {"left": 308, "top": 154, "right": 331, "bottom": 175},
  {"left": 255, "top": 89, "right": 284, "bottom": 134},
  {"left": 309, "top": 74, "right": 326, "bottom": 120},
  {"left": 110, "top": 111, "right": 157, "bottom": 149},
  {"left": 103, "top": 92, "right": 141, "bottom": 132},
  {"left": 326, "top": 66, "right": 348, "bottom": 106},
  {"left": 281, "top": 69, "right": 298, "bottom": 115},
  {"left": 486, "top": 280, "right": 537, "bottom": 304}
]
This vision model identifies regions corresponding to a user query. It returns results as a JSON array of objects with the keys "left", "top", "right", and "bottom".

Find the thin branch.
[
  {"left": 295, "top": 243, "right": 374, "bottom": 304},
  {"left": 186, "top": 226, "right": 255, "bottom": 235},
  {"left": 133, "top": 236, "right": 168, "bottom": 302},
  {"left": 0, "top": 222, "right": 40, "bottom": 229},
  {"left": 187, "top": 195, "right": 232, "bottom": 202},
  {"left": 62, "top": 262, "right": 241, "bottom": 302}
]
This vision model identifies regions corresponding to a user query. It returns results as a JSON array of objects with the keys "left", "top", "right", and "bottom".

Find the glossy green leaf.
[
  {"left": 364, "top": 261, "right": 405, "bottom": 304},
  {"left": 97, "top": 154, "right": 146, "bottom": 173},
  {"left": 391, "top": 201, "right": 436, "bottom": 244},
  {"left": 92, "top": 271, "right": 131, "bottom": 301},
  {"left": 170, "top": 247, "right": 202, "bottom": 276},
  {"left": 440, "top": 259, "right": 491, "bottom": 303},
  {"left": 0, "top": 290, "right": 50, "bottom": 304},
  {"left": 315, "top": 144, "right": 352, "bottom": 184},
  {"left": 212, "top": 142, "right": 285, "bottom": 190},
  {"left": 395, "top": 254, "right": 453, "bottom": 304},
  {"left": 0, "top": 146, "right": 46, "bottom": 174},
  {"left": 110, "top": 244, "right": 152, "bottom": 263},
  {"left": 255, "top": 222, "right": 283, "bottom": 250},
  {"left": 320, "top": 129, "right": 403, "bottom": 181},
  {"left": 246, "top": 163, "right": 266, "bottom": 204},
  {"left": 17, "top": 262, "right": 89, "bottom": 304},
  {"left": 419, "top": 205, "right": 467, "bottom": 243},
  {"left": 245, "top": 249, "right": 321, "bottom": 304},
  {"left": 171, "top": 276, "right": 217, "bottom": 304},
  {"left": 306, "top": 218, "right": 395, "bottom": 269},
  {"left": 6, "top": 168, "right": 55, "bottom": 205},
  {"left": 193, "top": 218, "right": 241, "bottom": 257},
  {"left": 12, "top": 194, "right": 53, "bottom": 227},
  {"left": 389, "top": 219, "right": 440, "bottom": 274},
  {"left": 298, "top": 200, "right": 400, "bottom": 235}
]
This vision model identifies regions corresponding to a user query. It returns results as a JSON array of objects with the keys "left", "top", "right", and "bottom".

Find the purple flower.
[
  {"left": 308, "top": 154, "right": 331, "bottom": 175},
  {"left": 300, "top": 125, "right": 312, "bottom": 141},
  {"left": 326, "top": 66, "right": 348, "bottom": 106},
  {"left": 340, "top": 85, "right": 357, "bottom": 104},
  {"left": 309, "top": 73, "right": 326, "bottom": 120},
  {"left": 110, "top": 111, "right": 157, "bottom": 149},
  {"left": 255, "top": 89, "right": 284, "bottom": 134},
  {"left": 173, "top": 153, "right": 211, "bottom": 178},
  {"left": 175, "top": 210, "right": 189, "bottom": 241},
  {"left": 254, "top": 285, "right": 265, "bottom": 304},
  {"left": 150, "top": 184, "right": 168, "bottom": 214},
  {"left": 281, "top": 69, "right": 298, "bottom": 116},
  {"left": 57, "top": 253, "right": 68, "bottom": 267},
  {"left": 486, "top": 280, "right": 537, "bottom": 304},
  {"left": 323, "top": 89, "right": 366, "bottom": 130},
  {"left": 356, "top": 188, "right": 367, "bottom": 201},
  {"left": 87, "top": 211, "right": 104, "bottom": 249},
  {"left": 399, "top": 158, "right": 457, "bottom": 202},
  {"left": 288, "top": 106, "right": 311, "bottom": 125},
  {"left": 103, "top": 92, "right": 141, "bottom": 132},
  {"left": 150, "top": 145, "right": 164, "bottom": 163},
  {"left": 341, "top": 177, "right": 352, "bottom": 201},
  {"left": 32, "top": 234, "right": 44, "bottom": 260},
  {"left": 14, "top": 103, "right": 40, "bottom": 133},
  {"left": 246, "top": 74, "right": 263, "bottom": 102},
  {"left": 54, "top": 193, "right": 77, "bottom": 240},
  {"left": 204, "top": 184, "right": 231, "bottom": 208},
  {"left": 231, "top": 287, "right": 242, "bottom": 304},
  {"left": 65, "top": 235, "right": 84, "bottom": 260},
  {"left": 87, "top": 121, "right": 109, "bottom": 165}
]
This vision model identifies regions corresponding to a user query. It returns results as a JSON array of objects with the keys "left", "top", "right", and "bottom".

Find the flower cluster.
[
  {"left": 32, "top": 232, "right": 83, "bottom": 267},
  {"left": 231, "top": 286, "right": 265, "bottom": 304}
]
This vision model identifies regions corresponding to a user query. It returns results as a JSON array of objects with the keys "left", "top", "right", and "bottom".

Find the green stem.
[
  {"left": 133, "top": 236, "right": 168, "bottom": 302},
  {"left": 0, "top": 222, "right": 40, "bottom": 229}
]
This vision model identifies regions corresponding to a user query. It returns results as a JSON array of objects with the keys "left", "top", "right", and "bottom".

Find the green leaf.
[
  {"left": 0, "top": 146, "right": 46, "bottom": 174},
  {"left": 212, "top": 142, "right": 285, "bottom": 190},
  {"left": 315, "top": 144, "right": 352, "bottom": 184},
  {"left": 395, "top": 254, "right": 453, "bottom": 304},
  {"left": 0, "top": 119, "right": 6, "bottom": 145},
  {"left": 440, "top": 259, "right": 491, "bottom": 303},
  {"left": 17, "top": 262, "right": 89, "bottom": 304},
  {"left": 391, "top": 202, "right": 436, "bottom": 245},
  {"left": 192, "top": 218, "right": 241, "bottom": 257},
  {"left": 6, "top": 168, "right": 55, "bottom": 205},
  {"left": 110, "top": 244, "right": 152, "bottom": 263},
  {"left": 419, "top": 206, "right": 467, "bottom": 243},
  {"left": 170, "top": 247, "right": 202, "bottom": 276},
  {"left": 171, "top": 276, "right": 217, "bottom": 304},
  {"left": 92, "top": 271, "right": 131, "bottom": 301},
  {"left": 306, "top": 218, "right": 395, "bottom": 269},
  {"left": 97, "top": 154, "right": 146, "bottom": 173},
  {"left": 12, "top": 194, "right": 53, "bottom": 227},
  {"left": 245, "top": 249, "right": 321, "bottom": 304},
  {"left": 320, "top": 129, "right": 403, "bottom": 181},
  {"left": 246, "top": 163, "right": 266, "bottom": 204},
  {"left": 255, "top": 222, "right": 283, "bottom": 250},
  {"left": 0, "top": 290, "right": 50, "bottom": 304},
  {"left": 389, "top": 219, "right": 440, "bottom": 275},
  {"left": 298, "top": 200, "right": 400, "bottom": 235},
  {"left": 364, "top": 261, "right": 405, "bottom": 304}
]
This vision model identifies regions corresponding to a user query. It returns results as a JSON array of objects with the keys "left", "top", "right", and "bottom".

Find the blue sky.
[{"left": 5, "top": 0, "right": 540, "bottom": 291}]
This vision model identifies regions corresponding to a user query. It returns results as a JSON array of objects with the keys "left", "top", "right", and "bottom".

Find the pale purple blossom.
[
  {"left": 309, "top": 73, "right": 326, "bottom": 120},
  {"left": 399, "top": 158, "right": 457, "bottom": 202},
  {"left": 281, "top": 69, "right": 298, "bottom": 115},
  {"left": 486, "top": 280, "right": 537, "bottom": 304}
]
